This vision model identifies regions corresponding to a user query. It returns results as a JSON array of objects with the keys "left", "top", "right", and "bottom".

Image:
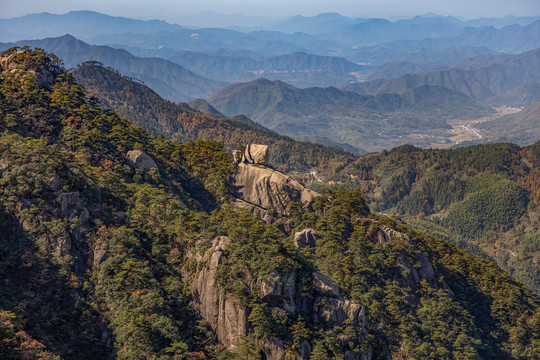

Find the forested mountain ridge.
[
  {"left": 344, "top": 47, "right": 540, "bottom": 107},
  {"left": 207, "top": 78, "right": 492, "bottom": 151},
  {"left": 70, "top": 61, "right": 358, "bottom": 175},
  {"left": 1, "top": 46, "right": 539, "bottom": 360},
  {"left": 126, "top": 49, "right": 364, "bottom": 88},
  {"left": 0, "top": 34, "right": 228, "bottom": 102},
  {"left": 322, "top": 142, "right": 540, "bottom": 292}
]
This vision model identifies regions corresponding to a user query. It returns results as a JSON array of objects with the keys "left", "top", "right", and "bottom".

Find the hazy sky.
[{"left": 2, "top": 0, "right": 540, "bottom": 22}]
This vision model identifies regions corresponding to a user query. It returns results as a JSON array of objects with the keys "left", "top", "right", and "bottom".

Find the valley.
[{"left": 429, "top": 106, "right": 522, "bottom": 148}]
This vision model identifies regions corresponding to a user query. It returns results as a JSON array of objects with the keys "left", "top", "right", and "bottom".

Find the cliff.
[
  {"left": 228, "top": 144, "right": 319, "bottom": 216},
  {"left": 186, "top": 235, "right": 370, "bottom": 360}
]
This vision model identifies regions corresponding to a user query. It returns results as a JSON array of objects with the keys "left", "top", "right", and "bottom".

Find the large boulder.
[
  {"left": 244, "top": 144, "right": 268, "bottom": 164},
  {"left": 229, "top": 163, "right": 319, "bottom": 214},
  {"left": 126, "top": 150, "right": 158, "bottom": 171},
  {"left": 294, "top": 228, "right": 318, "bottom": 249},
  {"left": 313, "top": 272, "right": 340, "bottom": 298}
]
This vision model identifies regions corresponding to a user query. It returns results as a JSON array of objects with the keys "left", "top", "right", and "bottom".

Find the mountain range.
[
  {"left": 344, "top": 47, "right": 540, "bottom": 106},
  {"left": 3, "top": 11, "right": 540, "bottom": 63},
  {"left": 126, "top": 48, "right": 364, "bottom": 87},
  {"left": 71, "top": 62, "right": 359, "bottom": 173},
  {"left": 0, "top": 34, "right": 227, "bottom": 101},
  {"left": 1, "top": 45, "right": 538, "bottom": 360},
  {"left": 208, "top": 78, "right": 492, "bottom": 151}
]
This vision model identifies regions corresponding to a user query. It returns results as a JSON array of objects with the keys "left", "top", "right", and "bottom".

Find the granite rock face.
[
  {"left": 229, "top": 144, "right": 319, "bottom": 216},
  {"left": 1, "top": 50, "right": 56, "bottom": 88},
  {"left": 186, "top": 236, "right": 370, "bottom": 360},
  {"left": 126, "top": 150, "right": 158, "bottom": 171},
  {"left": 377, "top": 225, "right": 440, "bottom": 290},
  {"left": 229, "top": 162, "right": 319, "bottom": 215},
  {"left": 243, "top": 144, "right": 269, "bottom": 164},
  {"left": 294, "top": 228, "right": 318, "bottom": 249},
  {"left": 312, "top": 272, "right": 340, "bottom": 298},
  {"left": 189, "top": 236, "right": 249, "bottom": 350}
]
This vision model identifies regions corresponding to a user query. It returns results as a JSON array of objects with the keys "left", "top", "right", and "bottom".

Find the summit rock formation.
[{"left": 228, "top": 144, "right": 319, "bottom": 215}]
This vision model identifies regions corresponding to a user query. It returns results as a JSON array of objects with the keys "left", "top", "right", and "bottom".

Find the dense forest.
[
  {"left": 0, "top": 47, "right": 539, "bottom": 359},
  {"left": 322, "top": 143, "right": 540, "bottom": 292}
]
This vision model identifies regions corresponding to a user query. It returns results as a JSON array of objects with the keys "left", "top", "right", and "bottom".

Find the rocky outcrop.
[
  {"left": 186, "top": 236, "right": 369, "bottom": 359},
  {"left": 377, "top": 225, "right": 440, "bottom": 290},
  {"left": 243, "top": 144, "right": 268, "bottom": 164},
  {"left": 312, "top": 272, "right": 340, "bottom": 297},
  {"left": 294, "top": 228, "right": 318, "bottom": 249},
  {"left": 126, "top": 150, "right": 158, "bottom": 171},
  {"left": 189, "top": 237, "right": 249, "bottom": 350},
  {"left": 90, "top": 243, "right": 108, "bottom": 270},
  {"left": 229, "top": 144, "right": 319, "bottom": 216},
  {"left": 229, "top": 162, "right": 318, "bottom": 215},
  {"left": 314, "top": 298, "right": 365, "bottom": 328},
  {"left": 1, "top": 50, "right": 57, "bottom": 88},
  {"left": 257, "top": 270, "right": 297, "bottom": 314}
]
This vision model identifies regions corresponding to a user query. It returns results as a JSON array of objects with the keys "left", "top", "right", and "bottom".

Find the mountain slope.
[
  {"left": 0, "top": 34, "right": 227, "bottom": 101},
  {"left": 71, "top": 62, "right": 358, "bottom": 174},
  {"left": 208, "top": 78, "right": 491, "bottom": 151},
  {"left": 479, "top": 98, "right": 540, "bottom": 144},
  {"left": 345, "top": 48, "right": 540, "bottom": 106},
  {"left": 1, "top": 47, "right": 538, "bottom": 360},
  {"left": 323, "top": 142, "right": 540, "bottom": 293},
  {"left": 0, "top": 10, "right": 184, "bottom": 42},
  {"left": 128, "top": 48, "right": 364, "bottom": 87}
]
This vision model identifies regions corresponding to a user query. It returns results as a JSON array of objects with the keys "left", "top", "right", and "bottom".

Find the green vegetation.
[
  {"left": 326, "top": 142, "right": 540, "bottom": 292},
  {"left": 1, "top": 47, "right": 538, "bottom": 360},
  {"left": 72, "top": 63, "right": 357, "bottom": 176},
  {"left": 207, "top": 79, "right": 492, "bottom": 151}
]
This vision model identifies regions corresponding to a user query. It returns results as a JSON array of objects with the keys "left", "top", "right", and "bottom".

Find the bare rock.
[
  {"left": 244, "top": 144, "right": 269, "bottom": 164},
  {"left": 378, "top": 225, "right": 438, "bottom": 288},
  {"left": 91, "top": 244, "right": 108, "bottom": 270},
  {"left": 187, "top": 236, "right": 369, "bottom": 359},
  {"left": 257, "top": 270, "right": 297, "bottom": 313},
  {"left": 1, "top": 50, "right": 56, "bottom": 88},
  {"left": 59, "top": 192, "right": 85, "bottom": 218},
  {"left": 314, "top": 298, "right": 364, "bottom": 328},
  {"left": 212, "top": 236, "right": 230, "bottom": 252},
  {"left": 264, "top": 337, "right": 286, "bottom": 360},
  {"left": 313, "top": 272, "right": 340, "bottom": 298},
  {"left": 377, "top": 225, "right": 411, "bottom": 245},
  {"left": 233, "top": 149, "right": 243, "bottom": 163},
  {"left": 229, "top": 163, "right": 319, "bottom": 214},
  {"left": 126, "top": 150, "right": 158, "bottom": 171},
  {"left": 294, "top": 228, "right": 318, "bottom": 249},
  {"left": 189, "top": 236, "right": 249, "bottom": 350},
  {"left": 416, "top": 253, "right": 436, "bottom": 281}
]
